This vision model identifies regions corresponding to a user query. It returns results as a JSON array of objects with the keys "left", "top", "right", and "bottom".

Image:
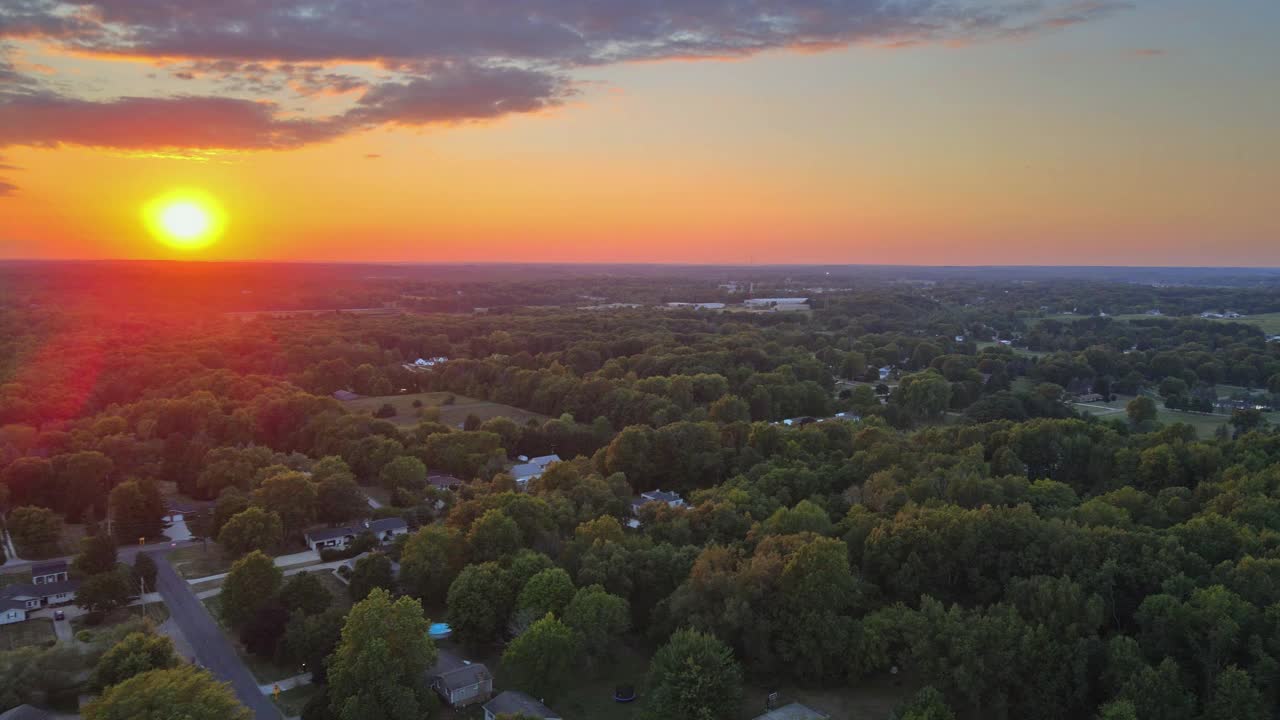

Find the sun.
[{"left": 143, "top": 190, "right": 226, "bottom": 250}]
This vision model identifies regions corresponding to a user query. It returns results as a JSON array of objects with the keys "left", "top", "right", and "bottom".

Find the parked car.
[{"left": 54, "top": 610, "right": 65, "bottom": 621}]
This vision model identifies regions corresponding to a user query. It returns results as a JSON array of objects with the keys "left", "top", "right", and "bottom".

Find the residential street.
[{"left": 150, "top": 551, "right": 281, "bottom": 720}]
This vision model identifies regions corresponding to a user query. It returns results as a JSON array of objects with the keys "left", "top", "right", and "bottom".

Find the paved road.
[
  {"left": 1, "top": 539, "right": 198, "bottom": 571},
  {"left": 151, "top": 551, "right": 280, "bottom": 720}
]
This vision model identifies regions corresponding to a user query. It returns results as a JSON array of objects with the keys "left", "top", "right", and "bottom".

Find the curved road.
[{"left": 150, "top": 551, "right": 281, "bottom": 720}]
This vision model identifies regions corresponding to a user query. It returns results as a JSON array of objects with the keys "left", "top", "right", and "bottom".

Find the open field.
[
  {"left": 1205, "top": 312, "right": 1280, "bottom": 335},
  {"left": 72, "top": 602, "right": 170, "bottom": 634},
  {"left": 343, "top": 391, "right": 549, "bottom": 428},
  {"left": 0, "top": 617, "right": 56, "bottom": 650},
  {"left": 168, "top": 544, "right": 233, "bottom": 579},
  {"left": 976, "top": 341, "right": 1050, "bottom": 358},
  {"left": 1072, "top": 394, "right": 1280, "bottom": 437}
]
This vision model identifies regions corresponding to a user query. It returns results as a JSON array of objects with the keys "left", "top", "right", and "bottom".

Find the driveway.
[{"left": 151, "top": 551, "right": 280, "bottom": 720}]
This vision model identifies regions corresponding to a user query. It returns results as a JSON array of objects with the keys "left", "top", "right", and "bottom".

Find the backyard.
[
  {"left": 342, "top": 391, "right": 549, "bottom": 429},
  {"left": 1071, "top": 394, "right": 1280, "bottom": 438},
  {"left": 0, "top": 617, "right": 56, "bottom": 650}
]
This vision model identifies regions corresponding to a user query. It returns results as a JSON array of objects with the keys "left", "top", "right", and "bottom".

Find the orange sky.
[{"left": 1, "top": 1, "right": 1277, "bottom": 265}]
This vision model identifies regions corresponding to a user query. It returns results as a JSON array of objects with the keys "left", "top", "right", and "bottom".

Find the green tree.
[
  {"left": 348, "top": 553, "right": 396, "bottom": 602},
  {"left": 217, "top": 506, "right": 283, "bottom": 557},
  {"left": 467, "top": 508, "right": 521, "bottom": 562},
  {"left": 644, "top": 629, "right": 742, "bottom": 720},
  {"left": 399, "top": 524, "right": 465, "bottom": 606},
  {"left": 220, "top": 550, "right": 283, "bottom": 628},
  {"left": 895, "top": 687, "right": 955, "bottom": 720},
  {"left": 83, "top": 666, "right": 251, "bottom": 720},
  {"left": 1202, "top": 666, "right": 1265, "bottom": 720},
  {"left": 316, "top": 470, "right": 365, "bottom": 525},
  {"left": 75, "top": 568, "right": 136, "bottom": 616},
  {"left": 517, "top": 568, "right": 576, "bottom": 622},
  {"left": 563, "top": 584, "right": 630, "bottom": 662},
  {"left": 1125, "top": 396, "right": 1157, "bottom": 429},
  {"left": 709, "top": 395, "right": 751, "bottom": 424},
  {"left": 279, "top": 572, "right": 332, "bottom": 616},
  {"left": 252, "top": 470, "right": 317, "bottom": 538},
  {"left": 895, "top": 371, "right": 953, "bottom": 422},
  {"left": 75, "top": 532, "right": 119, "bottom": 576},
  {"left": 502, "top": 613, "right": 578, "bottom": 701},
  {"left": 109, "top": 479, "right": 166, "bottom": 541},
  {"left": 92, "top": 631, "right": 178, "bottom": 690},
  {"left": 447, "top": 562, "right": 515, "bottom": 645},
  {"left": 327, "top": 588, "right": 437, "bottom": 720},
  {"left": 7, "top": 505, "right": 62, "bottom": 550},
  {"left": 210, "top": 488, "right": 250, "bottom": 538},
  {"left": 1095, "top": 701, "right": 1137, "bottom": 720},
  {"left": 282, "top": 607, "right": 346, "bottom": 683},
  {"left": 132, "top": 553, "right": 158, "bottom": 594},
  {"left": 379, "top": 456, "right": 427, "bottom": 493}
]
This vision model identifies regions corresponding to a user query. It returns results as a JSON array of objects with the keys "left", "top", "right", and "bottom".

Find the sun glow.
[{"left": 144, "top": 190, "right": 225, "bottom": 250}]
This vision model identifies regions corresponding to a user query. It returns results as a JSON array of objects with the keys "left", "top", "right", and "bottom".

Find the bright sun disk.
[{"left": 144, "top": 190, "right": 225, "bottom": 250}]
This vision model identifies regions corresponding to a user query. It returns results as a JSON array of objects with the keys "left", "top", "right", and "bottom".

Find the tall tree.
[
  {"left": 327, "top": 588, "right": 437, "bottom": 720},
  {"left": 220, "top": 550, "right": 283, "bottom": 628},
  {"left": 644, "top": 629, "right": 742, "bottom": 720},
  {"left": 253, "top": 470, "right": 318, "bottom": 538},
  {"left": 109, "top": 479, "right": 166, "bottom": 541},
  {"left": 399, "top": 524, "right": 465, "bottom": 606},
  {"left": 217, "top": 506, "right": 283, "bottom": 557},
  {"left": 74, "top": 532, "right": 119, "bottom": 576},
  {"left": 563, "top": 584, "right": 630, "bottom": 662},
  {"left": 75, "top": 568, "right": 136, "bottom": 616},
  {"left": 348, "top": 553, "right": 396, "bottom": 602},
  {"left": 502, "top": 613, "right": 579, "bottom": 701},
  {"left": 92, "top": 631, "right": 178, "bottom": 690},
  {"left": 447, "top": 562, "right": 515, "bottom": 646},
  {"left": 132, "top": 553, "right": 158, "bottom": 594},
  {"left": 83, "top": 666, "right": 251, "bottom": 720},
  {"left": 467, "top": 508, "right": 522, "bottom": 562}
]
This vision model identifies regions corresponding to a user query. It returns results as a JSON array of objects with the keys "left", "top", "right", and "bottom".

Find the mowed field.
[
  {"left": 1072, "top": 394, "right": 1280, "bottom": 438},
  {"left": 343, "top": 391, "right": 549, "bottom": 428},
  {"left": 1206, "top": 312, "right": 1280, "bottom": 335}
]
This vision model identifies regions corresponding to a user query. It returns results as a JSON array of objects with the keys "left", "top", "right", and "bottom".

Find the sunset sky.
[{"left": 1, "top": 0, "right": 1277, "bottom": 265}]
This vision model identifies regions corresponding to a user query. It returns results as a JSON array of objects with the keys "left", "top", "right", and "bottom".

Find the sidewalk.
[
  {"left": 185, "top": 553, "right": 355, "bottom": 587},
  {"left": 259, "top": 672, "right": 312, "bottom": 695},
  {"left": 185, "top": 550, "right": 322, "bottom": 585}
]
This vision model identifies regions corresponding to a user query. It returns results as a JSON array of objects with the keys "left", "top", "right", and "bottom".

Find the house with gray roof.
[
  {"left": 304, "top": 517, "right": 408, "bottom": 552},
  {"left": 430, "top": 650, "right": 493, "bottom": 707},
  {"left": 483, "top": 691, "right": 560, "bottom": 720}
]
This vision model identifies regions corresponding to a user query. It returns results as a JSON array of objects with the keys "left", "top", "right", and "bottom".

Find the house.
[
  {"left": 528, "top": 454, "right": 561, "bottom": 468},
  {"left": 304, "top": 518, "right": 409, "bottom": 552},
  {"left": 0, "top": 705, "right": 53, "bottom": 720},
  {"left": 31, "top": 561, "right": 69, "bottom": 585},
  {"left": 332, "top": 390, "right": 360, "bottom": 401},
  {"left": 510, "top": 455, "right": 560, "bottom": 490},
  {"left": 0, "top": 575, "right": 81, "bottom": 624},
  {"left": 752, "top": 703, "right": 831, "bottom": 720},
  {"left": 666, "top": 302, "right": 726, "bottom": 310},
  {"left": 743, "top": 297, "right": 808, "bottom": 308},
  {"left": 430, "top": 652, "right": 493, "bottom": 707},
  {"left": 409, "top": 356, "right": 450, "bottom": 369},
  {"left": 483, "top": 691, "right": 560, "bottom": 720},
  {"left": 1076, "top": 393, "right": 1105, "bottom": 403},
  {"left": 629, "top": 489, "right": 685, "bottom": 528},
  {"left": 878, "top": 366, "right": 893, "bottom": 381},
  {"left": 781, "top": 417, "right": 817, "bottom": 427}
]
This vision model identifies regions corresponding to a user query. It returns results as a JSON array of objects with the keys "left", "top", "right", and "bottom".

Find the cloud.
[
  {"left": 0, "top": 179, "right": 15, "bottom": 195},
  {"left": 0, "top": 63, "right": 571, "bottom": 151},
  {"left": 0, "top": 0, "right": 1129, "bottom": 175},
  {"left": 10, "top": 1, "right": 1129, "bottom": 65},
  {"left": 1131, "top": 48, "right": 1165, "bottom": 57},
  {"left": 0, "top": 92, "right": 343, "bottom": 150}
]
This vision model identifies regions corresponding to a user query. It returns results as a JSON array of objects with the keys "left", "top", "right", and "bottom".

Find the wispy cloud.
[{"left": 0, "top": 0, "right": 1131, "bottom": 178}]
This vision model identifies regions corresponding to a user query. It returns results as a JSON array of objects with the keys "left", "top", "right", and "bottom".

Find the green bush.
[{"left": 76, "top": 630, "right": 94, "bottom": 643}]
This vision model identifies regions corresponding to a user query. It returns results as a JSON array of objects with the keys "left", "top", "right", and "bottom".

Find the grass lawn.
[
  {"left": 975, "top": 341, "right": 1049, "bottom": 359},
  {"left": 1072, "top": 394, "right": 1280, "bottom": 438},
  {"left": 311, "top": 570, "right": 353, "bottom": 611},
  {"left": 272, "top": 682, "right": 322, "bottom": 717},
  {"left": 168, "top": 544, "right": 234, "bottom": 579},
  {"left": 342, "top": 391, "right": 549, "bottom": 429},
  {"left": 72, "top": 602, "right": 171, "bottom": 634},
  {"left": 1206, "top": 312, "right": 1280, "bottom": 335},
  {"left": 202, "top": 596, "right": 305, "bottom": 684},
  {"left": 0, "top": 617, "right": 56, "bottom": 650},
  {"left": 741, "top": 675, "right": 917, "bottom": 720},
  {"left": 0, "top": 571, "right": 28, "bottom": 588}
]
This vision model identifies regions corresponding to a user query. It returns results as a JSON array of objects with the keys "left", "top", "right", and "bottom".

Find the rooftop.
[
  {"left": 30, "top": 561, "right": 68, "bottom": 576},
  {"left": 433, "top": 662, "right": 492, "bottom": 691},
  {"left": 483, "top": 691, "right": 558, "bottom": 719}
]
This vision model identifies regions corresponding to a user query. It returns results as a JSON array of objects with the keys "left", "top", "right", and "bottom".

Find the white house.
[
  {"left": 483, "top": 691, "right": 560, "bottom": 720},
  {"left": 0, "top": 566, "right": 80, "bottom": 625},
  {"left": 304, "top": 518, "right": 408, "bottom": 552},
  {"left": 743, "top": 297, "right": 808, "bottom": 308},
  {"left": 666, "top": 302, "right": 726, "bottom": 310},
  {"left": 629, "top": 489, "right": 685, "bottom": 527},
  {"left": 510, "top": 454, "right": 561, "bottom": 490}
]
